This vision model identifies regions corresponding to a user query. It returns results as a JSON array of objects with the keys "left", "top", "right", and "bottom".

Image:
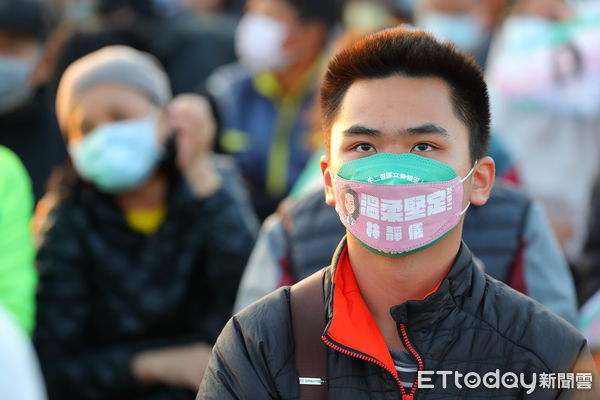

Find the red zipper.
[
  {"left": 321, "top": 334, "right": 415, "bottom": 400},
  {"left": 399, "top": 323, "right": 424, "bottom": 399}
]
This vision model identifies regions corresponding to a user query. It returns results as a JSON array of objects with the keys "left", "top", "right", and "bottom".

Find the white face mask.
[
  {"left": 416, "top": 12, "right": 486, "bottom": 53},
  {"left": 235, "top": 13, "right": 292, "bottom": 73},
  {"left": 68, "top": 117, "right": 163, "bottom": 193}
]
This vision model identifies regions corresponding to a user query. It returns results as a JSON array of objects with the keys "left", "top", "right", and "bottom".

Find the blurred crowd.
[{"left": 1, "top": 0, "right": 600, "bottom": 398}]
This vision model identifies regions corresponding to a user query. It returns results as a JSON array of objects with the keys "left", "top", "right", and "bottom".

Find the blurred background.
[{"left": 1, "top": 0, "right": 600, "bottom": 398}]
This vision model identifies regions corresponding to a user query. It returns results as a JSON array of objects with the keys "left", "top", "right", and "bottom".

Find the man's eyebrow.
[
  {"left": 341, "top": 125, "right": 381, "bottom": 136},
  {"left": 340, "top": 123, "right": 450, "bottom": 138},
  {"left": 403, "top": 123, "right": 449, "bottom": 136}
]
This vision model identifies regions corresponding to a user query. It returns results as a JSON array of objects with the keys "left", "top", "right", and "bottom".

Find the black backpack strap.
[{"left": 290, "top": 269, "right": 328, "bottom": 400}]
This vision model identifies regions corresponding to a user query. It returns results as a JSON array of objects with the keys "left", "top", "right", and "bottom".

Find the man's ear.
[
  {"left": 320, "top": 155, "right": 336, "bottom": 205},
  {"left": 469, "top": 156, "right": 495, "bottom": 206}
]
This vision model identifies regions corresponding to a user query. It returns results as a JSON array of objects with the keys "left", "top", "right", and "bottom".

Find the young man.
[{"left": 198, "top": 28, "right": 598, "bottom": 398}]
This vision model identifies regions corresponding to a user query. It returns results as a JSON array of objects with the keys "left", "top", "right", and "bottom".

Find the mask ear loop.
[
  {"left": 460, "top": 161, "right": 478, "bottom": 183},
  {"left": 458, "top": 161, "right": 478, "bottom": 216}
]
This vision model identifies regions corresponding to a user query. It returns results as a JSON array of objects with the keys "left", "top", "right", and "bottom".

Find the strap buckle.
[{"left": 299, "top": 377, "right": 328, "bottom": 386}]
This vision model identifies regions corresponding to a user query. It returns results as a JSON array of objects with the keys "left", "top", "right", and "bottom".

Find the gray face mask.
[{"left": 0, "top": 55, "right": 37, "bottom": 114}]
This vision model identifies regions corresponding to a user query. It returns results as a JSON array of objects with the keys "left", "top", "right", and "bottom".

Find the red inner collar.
[
  {"left": 326, "top": 244, "right": 397, "bottom": 375},
  {"left": 325, "top": 244, "right": 444, "bottom": 375}
]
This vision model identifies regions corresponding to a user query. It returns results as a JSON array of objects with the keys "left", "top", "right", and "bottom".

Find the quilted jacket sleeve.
[
  {"left": 197, "top": 318, "right": 280, "bottom": 399},
  {"left": 197, "top": 288, "right": 296, "bottom": 399},
  {"left": 189, "top": 185, "right": 257, "bottom": 343}
]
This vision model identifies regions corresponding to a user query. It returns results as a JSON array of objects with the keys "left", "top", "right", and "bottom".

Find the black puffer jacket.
[
  {"left": 34, "top": 165, "right": 257, "bottom": 400},
  {"left": 199, "top": 239, "right": 596, "bottom": 399}
]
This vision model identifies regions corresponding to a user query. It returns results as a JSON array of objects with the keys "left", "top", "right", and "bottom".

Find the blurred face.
[
  {"left": 65, "top": 83, "right": 168, "bottom": 193},
  {"left": 67, "top": 84, "right": 157, "bottom": 143},
  {"left": 246, "top": 0, "right": 324, "bottom": 60},
  {"left": 415, "top": 0, "right": 487, "bottom": 53},
  {"left": 0, "top": 29, "right": 42, "bottom": 112},
  {"left": 322, "top": 75, "right": 487, "bottom": 209}
]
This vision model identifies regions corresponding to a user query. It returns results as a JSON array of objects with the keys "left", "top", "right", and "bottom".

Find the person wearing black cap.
[{"left": 0, "top": 0, "right": 66, "bottom": 202}]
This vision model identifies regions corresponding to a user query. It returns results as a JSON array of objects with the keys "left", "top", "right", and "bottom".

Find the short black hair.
[
  {"left": 320, "top": 27, "right": 490, "bottom": 163},
  {"left": 286, "top": 0, "right": 340, "bottom": 28}
]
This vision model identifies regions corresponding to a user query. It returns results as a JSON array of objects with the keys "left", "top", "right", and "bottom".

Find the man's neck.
[{"left": 346, "top": 228, "right": 462, "bottom": 350}]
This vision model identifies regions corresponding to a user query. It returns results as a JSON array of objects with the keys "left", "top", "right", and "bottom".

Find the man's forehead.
[
  {"left": 332, "top": 76, "right": 459, "bottom": 136},
  {"left": 342, "top": 75, "right": 453, "bottom": 106}
]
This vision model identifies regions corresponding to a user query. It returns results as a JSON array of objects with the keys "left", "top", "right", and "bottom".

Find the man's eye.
[
  {"left": 355, "top": 143, "right": 376, "bottom": 153},
  {"left": 413, "top": 143, "right": 434, "bottom": 152}
]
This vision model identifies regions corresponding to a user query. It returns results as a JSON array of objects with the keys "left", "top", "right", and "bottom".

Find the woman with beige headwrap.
[{"left": 33, "top": 45, "right": 257, "bottom": 400}]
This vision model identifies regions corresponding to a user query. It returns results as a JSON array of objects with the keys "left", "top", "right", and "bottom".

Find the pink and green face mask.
[{"left": 332, "top": 153, "right": 475, "bottom": 257}]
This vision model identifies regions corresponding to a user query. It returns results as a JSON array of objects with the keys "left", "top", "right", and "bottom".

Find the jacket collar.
[{"left": 322, "top": 236, "right": 476, "bottom": 375}]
